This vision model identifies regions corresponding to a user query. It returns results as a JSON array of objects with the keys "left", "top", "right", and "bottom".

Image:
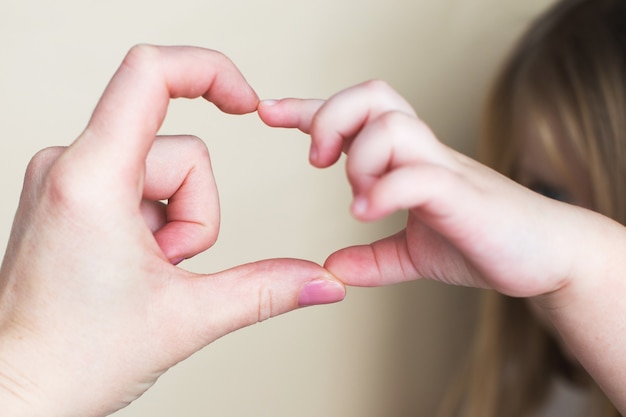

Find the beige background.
[{"left": 1, "top": 0, "right": 557, "bottom": 416}]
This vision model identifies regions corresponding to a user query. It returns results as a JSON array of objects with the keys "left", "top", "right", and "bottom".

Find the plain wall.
[{"left": 1, "top": 0, "right": 557, "bottom": 416}]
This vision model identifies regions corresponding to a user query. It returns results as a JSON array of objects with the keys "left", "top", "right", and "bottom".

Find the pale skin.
[
  {"left": 257, "top": 80, "right": 626, "bottom": 413},
  {"left": 0, "top": 45, "right": 346, "bottom": 416},
  {"left": 3, "top": 44, "right": 626, "bottom": 416}
]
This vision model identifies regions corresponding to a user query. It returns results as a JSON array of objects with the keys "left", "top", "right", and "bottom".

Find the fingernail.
[
  {"left": 298, "top": 279, "right": 345, "bottom": 306},
  {"left": 171, "top": 257, "right": 184, "bottom": 266},
  {"left": 260, "top": 99, "right": 279, "bottom": 107}
]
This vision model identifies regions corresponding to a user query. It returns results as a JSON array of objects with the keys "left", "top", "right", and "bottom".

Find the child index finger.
[{"left": 257, "top": 98, "right": 325, "bottom": 134}]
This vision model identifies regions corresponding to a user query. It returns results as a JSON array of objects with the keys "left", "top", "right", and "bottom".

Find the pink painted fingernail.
[
  {"left": 171, "top": 257, "right": 184, "bottom": 266},
  {"left": 298, "top": 279, "right": 346, "bottom": 306}
]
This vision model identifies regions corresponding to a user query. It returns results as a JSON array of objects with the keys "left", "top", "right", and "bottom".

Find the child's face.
[
  {"left": 514, "top": 132, "right": 593, "bottom": 210},
  {"left": 516, "top": 132, "right": 592, "bottom": 366}
]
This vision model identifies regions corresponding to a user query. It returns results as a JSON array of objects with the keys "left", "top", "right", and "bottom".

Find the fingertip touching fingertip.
[
  {"left": 257, "top": 99, "right": 283, "bottom": 126},
  {"left": 211, "top": 89, "right": 259, "bottom": 115},
  {"left": 259, "top": 99, "right": 279, "bottom": 108}
]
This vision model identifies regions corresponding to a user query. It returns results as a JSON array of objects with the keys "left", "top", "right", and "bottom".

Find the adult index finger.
[{"left": 75, "top": 45, "right": 259, "bottom": 177}]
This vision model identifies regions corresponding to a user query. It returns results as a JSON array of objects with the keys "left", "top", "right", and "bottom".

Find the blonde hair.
[{"left": 440, "top": 0, "right": 626, "bottom": 416}]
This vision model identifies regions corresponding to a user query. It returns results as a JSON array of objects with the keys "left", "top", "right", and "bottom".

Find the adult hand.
[{"left": 0, "top": 45, "right": 345, "bottom": 416}]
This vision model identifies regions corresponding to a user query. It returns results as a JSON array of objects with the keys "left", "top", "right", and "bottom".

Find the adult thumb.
[{"left": 158, "top": 259, "right": 346, "bottom": 358}]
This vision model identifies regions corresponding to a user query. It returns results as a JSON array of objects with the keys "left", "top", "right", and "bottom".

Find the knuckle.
[
  {"left": 360, "top": 79, "right": 417, "bottom": 117},
  {"left": 378, "top": 110, "right": 433, "bottom": 140},
  {"left": 188, "top": 136, "right": 211, "bottom": 166},
  {"left": 368, "top": 111, "right": 445, "bottom": 166},
  {"left": 361, "top": 79, "right": 393, "bottom": 94},
  {"left": 41, "top": 156, "right": 99, "bottom": 214},
  {"left": 181, "top": 135, "right": 212, "bottom": 165},
  {"left": 376, "top": 109, "right": 409, "bottom": 127},
  {"left": 43, "top": 165, "right": 83, "bottom": 210},
  {"left": 121, "top": 44, "right": 160, "bottom": 72},
  {"left": 192, "top": 221, "right": 219, "bottom": 253},
  {"left": 182, "top": 134, "right": 209, "bottom": 152},
  {"left": 24, "top": 147, "right": 65, "bottom": 189},
  {"left": 374, "top": 111, "right": 418, "bottom": 141}
]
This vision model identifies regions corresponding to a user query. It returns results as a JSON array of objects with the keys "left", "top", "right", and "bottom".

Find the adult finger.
[
  {"left": 143, "top": 135, "right": 220, "bottom": 264},
  {"left": 72, "top": 45, "right": 259, "bottom": 184},
  {"left": 157, "top": 259, "right": 346, "bottom": 356}
]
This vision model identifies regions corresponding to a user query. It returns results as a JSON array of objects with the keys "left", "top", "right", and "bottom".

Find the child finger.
[
  {"left": 307, "top": 80, "right": 416, "bottom": 168},
  {"left": 345, "top": 110, "right": 451, "bottom": 203},
  {"left": 257, "top": 98, "right": 325, "bottom": 133}
]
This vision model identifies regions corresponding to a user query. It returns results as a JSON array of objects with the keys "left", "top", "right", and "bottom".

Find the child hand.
[
  {"left": 260, "top": 80, "right": 626, "bottom": 413},
  {"left": 258, "top": 80, "right": 600, "bottom": 298}
]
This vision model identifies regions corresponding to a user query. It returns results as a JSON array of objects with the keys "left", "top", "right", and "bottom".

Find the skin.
[
  {"left": 515, "top": 129, "right": 593, "bottom": 365},
  {"left": 0, "top": 45, "right": 345, "bottom": 416},
  {"left": 2, "top": 46, "right": 625, "bottom": 415},
  {"left": 258, "top": 79, "right": 626, "bottom": 413}
]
